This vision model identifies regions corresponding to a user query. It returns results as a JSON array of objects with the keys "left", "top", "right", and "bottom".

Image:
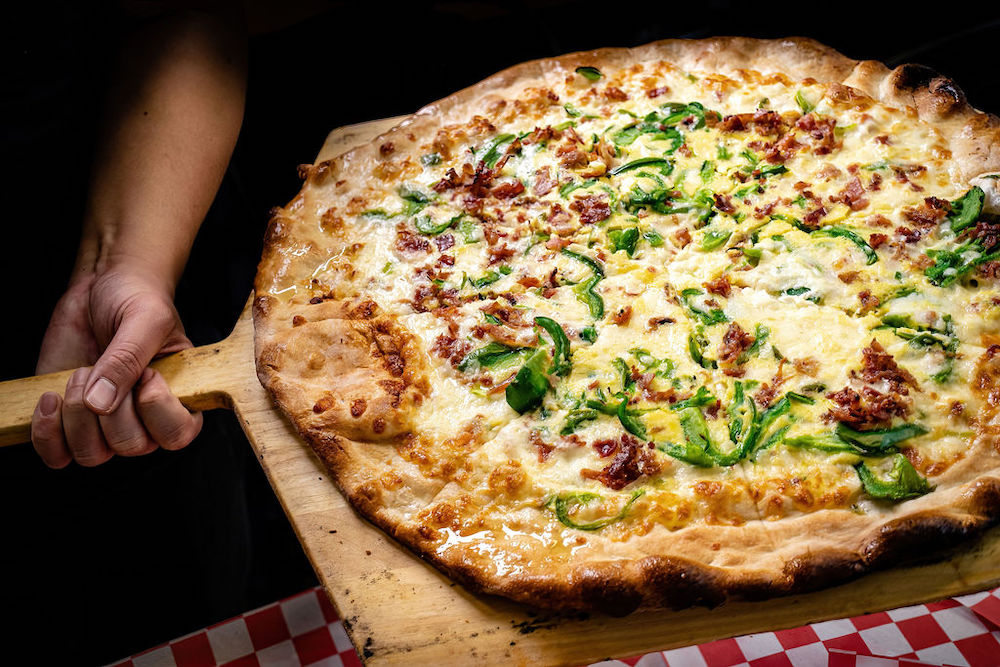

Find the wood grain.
[{"left": 1, "top": 115, "right": 998, "bottom": 666}]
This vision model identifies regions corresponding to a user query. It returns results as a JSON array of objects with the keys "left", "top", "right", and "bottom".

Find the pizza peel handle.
[{"left": 0, "top": 301, "right": 254, "bottom": 448}]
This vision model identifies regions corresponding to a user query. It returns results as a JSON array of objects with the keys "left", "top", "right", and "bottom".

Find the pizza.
[{"left": 253, "top": 37, "right": 1000, "bottom": 614}]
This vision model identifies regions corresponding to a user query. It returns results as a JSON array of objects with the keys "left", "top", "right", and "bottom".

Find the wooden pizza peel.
[{"left": 2, "top": 116, "right": 1000, "bottom": 666}]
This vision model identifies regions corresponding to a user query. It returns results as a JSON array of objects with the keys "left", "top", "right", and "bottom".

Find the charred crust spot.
[
  {"left": 350, "top": 398, "right": 367, "bottom": 417},
  {"left": 862, "top": 512, "right": 980, "bottom": 569},
  {"left": 573, "top": 564, "right": 642, "bottom": 616},
  {"left": 371, "top": 418, "right": 386, "bottom": 434},
  {"left": 782, "top": 552, "right": 863, "bottom": 593},
  {"left": 379, "top": 142, "right": 395, "bottom": 156},
  {"left": 292, "top": 315, "right": 307, "bottom": 327},
  {"left": 640, "top": 557, "right": 726, "bottom": 610}
]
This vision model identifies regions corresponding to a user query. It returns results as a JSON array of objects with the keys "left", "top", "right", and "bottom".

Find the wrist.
[{"left": 71, "top": 218, "right": 181, "bottom": 296}]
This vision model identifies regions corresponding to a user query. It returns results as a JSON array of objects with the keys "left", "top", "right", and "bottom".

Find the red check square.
[
  {"left": 896, "top": 614, "right": 951, "bottom": 651},
  {"left": 244, "top": 605, "right": 290, "bottom": 651},
  {"left": 698, "top": 637, "right": 747, "bottom": 666},
  {"left": 292, "top": 626, "right": 336, "bottom": 665},
  {"left": 171, "top": 632, "right": 215, "bottom": 667}
]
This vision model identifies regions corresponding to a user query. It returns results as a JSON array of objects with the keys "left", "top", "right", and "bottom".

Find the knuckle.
[
  {"left": 136, "top": 383, "right": 171, "bottom": 410},
  {"left": 103, "top": 343, "right": 146, "bottom": 381},
  {"left": 105, "top": 430, "right": 149, "bottom": 455},
  {"left": 158, "top": 420, "right": 195, "bottom": 450},
  {"left": 75, "top": 449, "right": 111, "bottom": 467}
]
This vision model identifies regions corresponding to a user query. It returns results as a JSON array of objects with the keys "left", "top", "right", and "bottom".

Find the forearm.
[{"left": 76, "top": 6, "right": 247, "bottom": 293}]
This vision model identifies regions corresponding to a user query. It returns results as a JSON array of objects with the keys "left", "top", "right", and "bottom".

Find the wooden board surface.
[{"left": 3, "top": 116, "right": 996, "bottom": 666}]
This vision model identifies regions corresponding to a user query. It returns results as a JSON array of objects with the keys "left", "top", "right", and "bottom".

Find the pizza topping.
[
  {"left": 855, "top": 454, "right": 933, "bottom": 501},
  {"left": 547, "top": 489, "right": 644, "bottom": 531},
  {"left": 580, "top": 434, "right": 660, "bottom": 489}
]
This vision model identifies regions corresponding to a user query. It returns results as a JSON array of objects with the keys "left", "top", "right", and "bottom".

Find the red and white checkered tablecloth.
[{"left": 111, "top": 587, "right": 1000, "bottom": 667}]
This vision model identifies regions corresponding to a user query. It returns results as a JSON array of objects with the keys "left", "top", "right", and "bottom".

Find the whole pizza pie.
[{"left": 254, "top": 37, "right": 1000, "bottom": 614}]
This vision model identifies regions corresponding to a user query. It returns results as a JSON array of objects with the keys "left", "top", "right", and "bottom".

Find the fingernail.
[
  {"left": 39, "top": 392, "right": 58, "bottom": 416},
  {"left": 85, "top": 377, "right": 117, "bottom": 412}
]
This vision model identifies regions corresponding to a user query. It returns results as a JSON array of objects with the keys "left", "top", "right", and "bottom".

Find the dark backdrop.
[{"left": 2, "top": 2, "right": 998, "bottom": 664}]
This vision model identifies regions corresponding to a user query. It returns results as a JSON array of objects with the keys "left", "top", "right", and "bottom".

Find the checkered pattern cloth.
[{"left": 112, "top": 587, "right": 1000, "bottom": 667}]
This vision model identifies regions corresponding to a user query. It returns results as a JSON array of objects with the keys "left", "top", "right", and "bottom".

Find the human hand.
[{"left": 30, "top": 266, "right": 203, "bottom": 468}]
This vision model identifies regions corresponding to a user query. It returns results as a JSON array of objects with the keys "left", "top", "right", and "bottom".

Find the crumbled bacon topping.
[
  {"left": 581, "top": 434, "right": 660, "bottom": 490},
  {"left": 569, "top": 195, "right": 611, "bottom": 224},
  {"left": 718, "top": 322, "right": 755, "bottom": 365}
]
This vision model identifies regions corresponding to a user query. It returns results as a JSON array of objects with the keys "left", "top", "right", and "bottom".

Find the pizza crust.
[{"left": 254, "top": 37, "right": 1000, "bottom": 614}]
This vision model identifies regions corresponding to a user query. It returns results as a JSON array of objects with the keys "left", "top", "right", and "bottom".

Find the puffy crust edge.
[{"left": 254, "top": 36, "right": 1000, "bottom": 613}]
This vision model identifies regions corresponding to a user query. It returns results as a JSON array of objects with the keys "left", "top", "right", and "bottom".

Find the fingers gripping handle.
[{"left": 0, "top": 343, "right": 233, "bottom": 447}]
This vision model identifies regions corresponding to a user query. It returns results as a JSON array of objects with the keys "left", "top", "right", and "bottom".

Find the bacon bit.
[
  {"left": 978, "top": 261, "right": 1000, "bottom": 279},
  {"left": 824, "top": 386, "right": 908, "bottom": 429},
  {"left": 557, "top": 145, "right": 589, "bottom": 169},
  {"left": 763, "top": 134, "right": 802, "bottom": 164},
  {"left": 823, "top": 340, "right": 918, "bottom": 429},
  {"left": 866, "top": 214, "right": 892, "bottom": 228},
  {"left": 432, "top": 333, "right": 472, "bottom": 367},
  {"left": 593, "top": 438, "right": 619, "bottom": 458},
  {"left": 723, "top": 368, "right": 747, "bottom": 377},
  {"left": 869, "top": 233, "right": 888, "bottom": 249},
  {"left": 646, "top": 86, "right": 669, "bottom": 98},
  {"left": 713, "top": 193, "right": 735, "bottom": 214},
  {"left": 518, "top": 275, "right": 542, "bottom": 288},
  {"left": 968, "top": 219, "right": 1000, "bottom": 249},
  {"left": 522, "top": 126, "right": 557, "bottom": 145},
  {"left": 857, "top": 290, "right": 880, "bottom": 314},
  {"left": 869, "top": 172, "right": 883, "bottom": 191},
  {"left": 530, "top": 430, "right": 555, "bottom": 463},
  {"left": 534, "top": 166, "right": 557, "bottom": 196},
  {"left": 481, "top": 301, "right": 531, "bottom": 327},
  {"left": 432, "top": 167, "right": 462, "bottom": 192},
  {"left": 493, "top": 181, "right": 525, "bottom": 199},
  {"left": 795, "top": 114, "right": 839, "bottom": 155},
  {"left": 569, "top": 195, "right": 611, "bottom": 224},
  {"left": 861, "top": 339, "right": 918, "bottom": 389},
  {"left": 433, "top": 234, "right": 455, "bottom": 252},
  {"left": 718, "top": 322, "right": 755, "bottom": 365},
  {"left": 950, "top": 401, "right": 965, "bottom": 417},
  {"left": 673, "top": 227, "right": 692, "bottom": 248},
  {"left": 874, "top": 135, "right": 891, "bottom": 145},
  {"left": 592, "top": 138, "right": 617, "bottom": 171},
  {"left": 292, "top": 315, "right": 307, "bottom": 327},
  {"left": 544, "top": 236, "right": 572, "bottom": 251},
  {"left": 755, "top": 360, "right": 788, "bottom": 408},
  {"left": 436, "top": 254, "right": 455, "bottom": 267},
  {"left": 892, "top": 165, "right": 926, "bottom": 191},
  {"left": 647, "top": 316, "right": 675, "bottom": 330},
  {"left": 580, "top": 434, "right": 660, "bottom": 490},
  {"left": 838, "top": 270, "right": 861, "bottom": 284},
  {"left": 703, "top": 274, "right": 732, "bottom": 298},
  {"left": 395, "top": 227, "right": 431, "bottom": 255},
  {"left": 793, "top": 357, "right": 820, "bottom": 376},
  {"left": 350, "top": 398, "right": 367, "bottom": 417},
  {"left": 488, "top": 243, "right": 516, "bottom": 265},
  {"left": 603, "top": 86, "right": 629, "bottom": 101},
  {"left": 705, "top": 401, "right": 722, "bottom": 419},
  {"left": 610, "top": 305, "right": 633, "bottom": 326},
  {"left": 895, "top": 225, "right": 923, "bottom": 244},
  {"left": 803, "top": 206, "right": 827, "bottom": 228},
  {"left": 753, "top": 200, "right": 778, "bottom": 219},
  {"left": 904, "top": 197, "right": 950, "bottom": 229},
  {"left": 829, "top": 177, "right": 868, "bottom": 211},
  {"left": 313, "top": 396, "right": 334, "bottom": 414}
]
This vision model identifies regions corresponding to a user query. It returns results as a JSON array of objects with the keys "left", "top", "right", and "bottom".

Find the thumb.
[{"left": 84, "top": 308, "right": 174, "bottom": 415}]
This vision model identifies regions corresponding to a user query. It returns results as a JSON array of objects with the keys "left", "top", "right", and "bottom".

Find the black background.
[{"left": 2, "top": 2, "right": 999, "bottom": 664}]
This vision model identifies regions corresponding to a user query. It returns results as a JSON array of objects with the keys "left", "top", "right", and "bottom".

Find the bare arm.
[{"left": 32, "top": 4, "right": 248, "bottom": 467}]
